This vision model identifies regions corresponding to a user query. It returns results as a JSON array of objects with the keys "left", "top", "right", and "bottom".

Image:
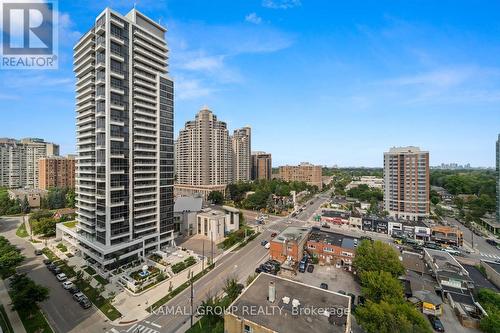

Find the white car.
[
  {"left": 265, "top": 242, "right": 271, "bottom": 249},
  {"left": 62, "top": 281, "right": 74, "bottom": 289},
  {"left": 56, "top": 273, "right": 67, "bottom": 281}
]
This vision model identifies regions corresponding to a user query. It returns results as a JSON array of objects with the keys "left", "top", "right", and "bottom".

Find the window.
[{"left": 244, "top": 325, "right": 252, "bottom": 333}]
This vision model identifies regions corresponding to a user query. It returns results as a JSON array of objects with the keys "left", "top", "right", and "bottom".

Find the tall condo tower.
[{"left": 73, "top": 8, "right": 174, "bottom": 269}]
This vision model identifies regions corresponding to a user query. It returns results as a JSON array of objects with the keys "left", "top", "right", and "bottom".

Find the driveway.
[{"left": 0, "top": 216, "right": 111, "bottom": 333}]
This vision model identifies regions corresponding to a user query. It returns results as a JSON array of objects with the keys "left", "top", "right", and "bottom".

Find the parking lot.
[{"left": 290, "top": 264, "right": 361, "bottom": 297}]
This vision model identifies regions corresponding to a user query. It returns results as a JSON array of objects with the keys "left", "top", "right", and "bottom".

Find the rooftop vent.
[{"left": 282, "top": 296, "right": 290, "bottom": 304}]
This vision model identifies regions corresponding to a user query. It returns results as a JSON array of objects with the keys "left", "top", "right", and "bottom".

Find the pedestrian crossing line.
[
  {"left": 126, "top": 324, "right": 137, "bottom": 332},
  {"left": 480, "top": 253, "right": 499, "bottom": 259}
]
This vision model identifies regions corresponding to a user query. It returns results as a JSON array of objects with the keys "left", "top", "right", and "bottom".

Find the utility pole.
[
  {"left": 202, "top": 240, "right": 205, "bottom": 271},
  {"left": 190, "top": 271, "right": 194, "bottom": 327}
]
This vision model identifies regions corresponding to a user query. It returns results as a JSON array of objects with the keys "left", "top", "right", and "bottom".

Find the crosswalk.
[
  {"left": 115, "top": 323, "right": 160, "bottom": 333},
  {"left": 480, "top": 252, "right": 500, "bottom": 260}
]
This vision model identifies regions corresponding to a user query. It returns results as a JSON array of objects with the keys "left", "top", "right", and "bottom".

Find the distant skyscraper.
[
  {"left": 232, "top": 127, "right": 251, "bottom": 182},
  {"left": 0, "top": 138, "right": 59, "bottom": 188},
  {"left": 72, "top": 8, "right": 174, "bottom": 269},
  {"left": 176, "top": 107, "right": 232, "bottom": 186},
  {"left": 496, "top": 134, "right": 499, "bottom": 223},
  {"left": 251, "top": 152, "right": 272, "bottom": 180},
  {"left": 383, "top": 146, "right": 430, "bottom": 221}
]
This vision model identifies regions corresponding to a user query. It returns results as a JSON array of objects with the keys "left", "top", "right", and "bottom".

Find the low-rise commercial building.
[
  {"left": 195, "top": 206, "right": 240, "bottom": 242},
  {"left": 174, "top": 196, "right": 203, "bottom": 236},
  {"left": 224, "top": 273, "right": 351, "bottom": 333},
  {"left": 306, "top": 228, "right": 358, "bottom": 267},
  {"left": 388, "top": 220, "right": 431, "bottom": 241},
  {"left": 174, "top": 184, "right": 227, "bottom": 201},
  {"left": 321, "top": 210, "right": 350, "bottom": 225},
  {"left": 361, "top": 216, "right": 389, "bottom": 234},
  {"left": 270, "top": 226, "right": 310, "bottom": 264},
  {"left": 430, "top": 226, "right": 463, "bottom": 246},
  {"left": 345, "top": 176, "right": 383, "bottom": 191}
]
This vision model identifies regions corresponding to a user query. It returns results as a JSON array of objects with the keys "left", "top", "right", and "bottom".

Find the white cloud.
[
  {"left": 245, "top": 13, "right": 262, "bottom": 25},
  {"left": 175, "top": 77, "right": 214, "bottom": 100},
  {"left": 262, "top": 0, "right": 301, "bottom": 9},
  {"left": 181, "top": 54, "right": 225, "bottom": 72}
]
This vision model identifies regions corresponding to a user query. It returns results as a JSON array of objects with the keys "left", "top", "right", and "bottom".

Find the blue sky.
[{"left": 1, "top": 0, "right": 499, "bottom": 167}]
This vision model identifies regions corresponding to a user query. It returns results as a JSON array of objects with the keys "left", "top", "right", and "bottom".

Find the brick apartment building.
[
  {"left": 38, "top": 156, "right": 76, "bottom": 190},
  {"left": 279, "top": 162, "right": 323, "bottom": 190},
  {"left": 306, "top": 228, "right": 358, "bottom": 267}
]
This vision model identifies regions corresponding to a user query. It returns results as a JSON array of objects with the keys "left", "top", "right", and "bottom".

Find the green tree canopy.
[
  {"left": 360, "top": 270, "right": 404, "bottom": 303},
  {"left": 207, "top": 191, "right": 224, "bottom": 205},
  {"left": 9, "top": 273, "right": 49, "bottom": 311},
  {"left": 0, "top": 236, "right": 25, "bottom": 278},
  {"left": 353, "top": 240, "right": 404, "bottom": 278}
]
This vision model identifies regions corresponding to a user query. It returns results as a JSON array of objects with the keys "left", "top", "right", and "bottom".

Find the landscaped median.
[
  {"left": 148, "top": 264, "right": 215, "bottom": 313},
  {"left": 42, "top": 248, "right": 121, "bottom": 321}
]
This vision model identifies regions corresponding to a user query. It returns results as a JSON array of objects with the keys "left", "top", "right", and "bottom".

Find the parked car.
[
  {"left": 321, "top": 223, "right": 330, "bottom": 229},
  {"left": 62, "top": 281, "right": 74, "bottom": 290},
  {"left": 264, "top": 242, "right": 270, "bottom": 249},
  {"left": 56, "top": 273, "right": 67, "bottom": 282},
  {"left": 428, "top": 315, "right": 445, "bottom": 332},
  {"left": 68, "top": 286, "right": 80, "bottom": 294},
  {"left": 320, "top": 283, "right": 328, "bottom": 290},
  {"left": 360, "top": 236, "right": 372, "bottom": 241},
  {"left": 261, "top": 240, "right": 268, "bottom": 246},
  {"left": 34, "top": 249, "right": 43, "bottom": 255},
  {"left": 43, "top": 259, "right": 52, "bottom": 265},
  {"left": 298, "top": 262, "right": 306, "bottom": 273},
  {"left": 73, "top": 292, "right": 86, "bottom": 302},
  {"left": 79, "top": 298, "right": 92, "bottom": 309},
  {"left": 307, "top": 264, "right": 314, "bottom": 273},
  {"left": 486, "top": 239, "right": 498, "bottom": 247},
  {"left": 271, "top": 232, "right": 277, "bottom": 238},
  {"left": 266, "top": 260, "right": 281, "bottom": 272},
  {"left": 47, "top": 263, "right": 56, "bottom": 271},
  {"left": 52, "top": 267, "right": 62, "bottom": 275}
]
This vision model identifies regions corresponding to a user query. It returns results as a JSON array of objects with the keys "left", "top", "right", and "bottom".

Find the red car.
[{"left": 271, "top": 232, "right": 277, "bottom": 237}]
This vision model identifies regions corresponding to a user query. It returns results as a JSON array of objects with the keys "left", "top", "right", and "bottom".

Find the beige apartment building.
[
  {"left": 279, "top": 162, "right": 323, "bottom": 189},
  {"left": 251, "top": 151, "right": 272, "bottom": 180},
  {"left": 176, "top": 107, "right": 233, "bottom": 186},
  {"left": 384, "top": 146, "right": 430, "bottom": 221},
  {"left": 0, "top": 138, "right": 59, "bottom": 188},
  {"left": 232, "top": 126, "right": 251, "bottom": 182}
]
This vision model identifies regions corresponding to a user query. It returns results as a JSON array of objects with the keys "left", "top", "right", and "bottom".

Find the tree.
[
  {"left": 20, "top": 196, "right": 31, "bottom": 214},
  {"left": 207, "top": 191, "right": 224, "bottom": 205},
  {"left": 477, "top": 288, "right": 500, "bottom": 333},
  {"left": 0, "top": 236, "right": 25, "bottom": 278},
  {"left": 223, "top": 277, "right": 243, "bottom": 302},
  {"left": 355, "top": 300, "right": 432, "bottom": 333},
  {"left": 9, "top": 273, "right": 49, "bottom": 311},
  {"left": 197, "top": 295, "right": 223, "bottom": 328},
  {"left": 360, "top": 271, "right": 404, "bottom": 303},
  {"left": 353, "top": 240, "right": 404, "bottom": 278},
  {"left": 65, "top": 188, "right": 75, "bottom": 208},
  {"left": 32, "top": 217, "right": 57, "bottom": 236}
]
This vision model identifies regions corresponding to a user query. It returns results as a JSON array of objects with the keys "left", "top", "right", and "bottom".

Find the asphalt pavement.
[{"left": 0, "top": 216, "right": 111, "bottom": 333}]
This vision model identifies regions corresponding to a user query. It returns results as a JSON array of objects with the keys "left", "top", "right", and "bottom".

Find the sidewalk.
[{"left": 0, "top": 279, "right": 27, "bottom": 333}]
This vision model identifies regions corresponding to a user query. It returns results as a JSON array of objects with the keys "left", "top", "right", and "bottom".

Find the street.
[{"left": 0, "top": 216, "right": 111, "bottom": 333}]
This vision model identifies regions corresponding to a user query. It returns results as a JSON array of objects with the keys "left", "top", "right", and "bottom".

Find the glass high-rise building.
[{"left": 72, "top": 8, "right": 174, "bottom": 269}]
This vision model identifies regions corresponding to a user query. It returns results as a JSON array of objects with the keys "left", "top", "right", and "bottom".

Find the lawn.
[
  {"left": 84, "top": 266, "right": 96, "bottom": 276},
  {"left": 15, "top": 222, "right": 28, "bottom": 238},
  {"left": 62, "top": 221, "right": 77, "bottom": 228},
  {"left": 73, "top": 279, "right": 121, "bottom": 321},
  {"left": 17, "top": 307, "right": 54, "bottom": 333},
  {"left": 56, "top": 243, "right": 68, "bottom": 252},
  {"left": 94, "top": 274, "right": 109, "bottom": 285},
  {"left": 149, "top": 264, "right": 214, "bottom": 312},
  {"left": 171, "top": 256, "right": 197, "bottom": 274},
  {"left": 0, "top": 305, "right": 14, "bottom": 333},
  {"left": 186, "top": 316, "right": 223, "bottom": 333}
]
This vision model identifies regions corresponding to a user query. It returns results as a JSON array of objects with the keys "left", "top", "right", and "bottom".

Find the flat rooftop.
[
  {"left": 273, "top": 226, "right": 310, "bottom": 244},
  {"left": 228, "top": 273, "right": 350, "bottom": 333},
  {"left": 308, "top": 228, "right": 358, "bottom": 250}
]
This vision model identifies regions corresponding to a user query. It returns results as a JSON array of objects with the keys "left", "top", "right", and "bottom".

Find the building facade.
[
  {"left": 71, "top": 8, "right": 174, "bottom": 269},
  {"left": 232, "top": 127, "right": 251, "bottom": 182},
  {"left": 176, "top": 107, "right": 232, "bottom": 186},
  {"left": 279, "top": 162, "right": 323, "bottom": 189},
  {"left": 251, "top": 151, "right": 272, "bottom": 180},
  {"left": 306, "top": 228, "right": 358, "bottom": 267},
  {"left": 384, "top": 146, "right": 430, "bottom": 221},
  {"left": 38, "top": 156, "right": 76, "bottom": 190},
  {"left": 0, "top": 138, "right": 59, "bottom": 189}
]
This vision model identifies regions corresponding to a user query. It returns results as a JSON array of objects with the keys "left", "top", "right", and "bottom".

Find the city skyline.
[{"left": 0, "top": 1, "right": 499, "bottom": 167}]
